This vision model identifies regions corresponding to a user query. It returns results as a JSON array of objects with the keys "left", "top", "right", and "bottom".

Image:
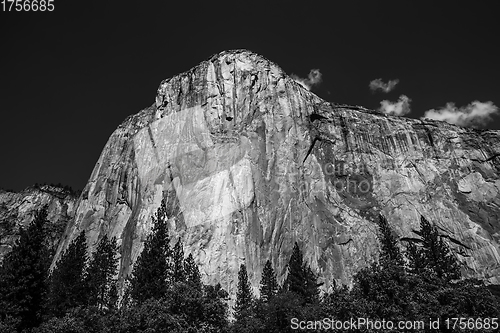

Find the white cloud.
[
  {"left": 291, "top": 69, "right": 322, "bottom": 91},
  {"left": 369, "top": 78, "right": 399, "bottom": 93},
  {"left": 422, "top": 101, "right": 499, "bottom": 128},
  {"left": 379, "top": 95, "right": 411, "bottom": 116}
]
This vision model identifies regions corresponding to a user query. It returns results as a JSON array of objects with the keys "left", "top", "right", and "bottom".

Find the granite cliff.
[
  {"left": 53, "top": 50, "right": 500, "bottom": 299},
  {"left": 0, "top": 185, "right": 78, "bottom": 260}
]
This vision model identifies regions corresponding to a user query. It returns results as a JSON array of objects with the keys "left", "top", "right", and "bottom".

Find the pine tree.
[
  {"left": 85, "top": 234, "right": 119, "bottom": 308},
  {"left": 184, "top": 253, "right": 201, "bottom": 290},
  {"left": 234, "top": 264, "right": 253, "bottom": 320},
  {"left": 283, "top": 242, "right": 321, "bottom": 304},
  {"left": 172, "top": 238, "right": 186, "bottom": 283},
  {"left": 409, "top": 215, "right": 460, "bottom": 281},
  {"left": 260, "top": 259, "right": 278, "bottom": 302},
  {"left": 129, "top": 198, "right": 172, "bottom": 303},
  {"left": 303, "top": 265, "right": 321, "bottom": 304},
  {"left": 406, "top": 241, "right": 426, "bottom": 275},
  {"left": 202, "top": 282, "right": 229, "bottom": 329},
  {"left": 0, "top": 208, "right": 51, "bottom": 330},
  {"left": 377, "top": 214, "right": 404, "bottom": 267},
  {"left": 107, "top": 279, "right": 119, "bottom": 310},
  {"left": 47, "top": 230, "right": 88, "bottom": 317},
  {"left": 423, "top": 216, "right": 460, "bottom": 280},
  {"left": 284, "top": 242, "right": 305, "bottom": 297}
]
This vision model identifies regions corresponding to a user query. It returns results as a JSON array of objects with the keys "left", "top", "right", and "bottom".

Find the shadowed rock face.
[
  {"left": 0, "top": 185, "right": 78, "bottom": 260},
  {"left": 53, "top": 50, "right": 500, "bottom": 298}
]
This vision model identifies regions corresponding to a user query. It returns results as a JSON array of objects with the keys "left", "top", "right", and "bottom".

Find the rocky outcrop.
[
  {"left": 53, "top": 50, "right": 500, "bottom": 301},
  {"left": 0, "top": 185, "right": 78, "bottom": 260}
]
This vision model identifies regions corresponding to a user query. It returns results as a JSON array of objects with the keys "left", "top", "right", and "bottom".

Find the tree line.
[
  {"left": 1, "top": 200, "right": 499, "bottom": 332},
  {"left": 231, "top": 215, "right": 499, "bottom": 332}
]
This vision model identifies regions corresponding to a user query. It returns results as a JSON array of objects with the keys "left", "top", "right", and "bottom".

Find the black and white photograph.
[{"left": 1, "top": 1, "right": 499, "bottom": 332}]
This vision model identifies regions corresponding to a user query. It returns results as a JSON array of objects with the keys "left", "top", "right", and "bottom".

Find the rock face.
[
  {"left": 0, "top": 185, "right": 78, "bottom": 260},
  {"left": 53, "top": 50, "right": 500, "bottom": 299}
]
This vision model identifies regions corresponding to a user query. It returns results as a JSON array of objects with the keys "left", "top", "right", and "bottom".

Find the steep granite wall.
[
  {"left": 53, "top": 50, "right": 500, "bottom": 299},
  {"left": 0, "top": 185, "right": 78, "bottom": 260}
]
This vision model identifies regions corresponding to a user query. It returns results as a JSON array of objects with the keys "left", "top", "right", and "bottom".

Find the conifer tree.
[
  {"left": 0, "top": 208, "right": 51, "bottom": 330},
  {"left": 47, "top": 230, "right": 88, "bottom": 317},
  {"left": 377, "top": 214, "right": 404, "bottom": 267},
  {"left": 129, "top": 198, "right": 172, "bottom": 303},
  {"left": 184, "top": 253, "right": 202, "bottom": 289},
  {"left": 303, "top": 265, "right": 321, "bottom": 304},
  {"left": 259, "top": 259, "right": 278, "bottom": 302},
  {"left": 107, "top": 279, "right": 119, "bottom": 310},
  {"left": 409, "top": 215, "right": 460, "bottom": 280},
  {"left": 172, "top": 238, "right": 186, "bottom": 283},
  {"left": 283, "top": 242, "right": 321, "bottom": 304},
  {"left": 85, "top": 234, "right": 119, "bottom": 308},
  {"left": 406, "top": 241, "right": 426, "bottom": 274},
  {"left": 423, "top": 216, "right": 460, "bottom": 280},
  {"left": 202, "top": 282, "right": 229, "bottom": 329},
  {"left": 284, "top": 242, "right": 305, "bottom": 297},
  {"left": 235, "top": 264, "right": 253, "bottom": 320}
]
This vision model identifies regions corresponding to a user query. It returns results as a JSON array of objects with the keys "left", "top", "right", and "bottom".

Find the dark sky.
[{"left": 1, "top": 1, "right": 498, "bottom": 192}]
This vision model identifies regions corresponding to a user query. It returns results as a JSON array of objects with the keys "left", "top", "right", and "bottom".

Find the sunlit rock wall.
[{"left": 53, "top": 50, "right": 500, "bottom": 300}]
